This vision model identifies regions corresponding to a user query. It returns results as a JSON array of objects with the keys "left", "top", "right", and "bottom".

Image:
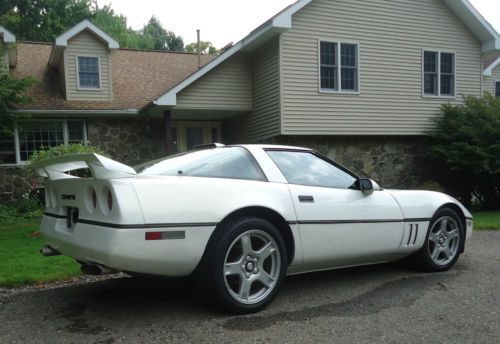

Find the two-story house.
[{"left": 1, "top": 0, "right": 499, "bottom": 201}]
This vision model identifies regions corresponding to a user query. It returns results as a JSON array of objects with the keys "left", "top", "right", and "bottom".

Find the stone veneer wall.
[
  {"left": 0, "top": 117, "right": 166, "bottom": 203},
  {"left": 86, "top": 118, "right": 166, "bottom": 166},
  {"left": 271, "top": 136, "right": 427, "bottom": 189}
]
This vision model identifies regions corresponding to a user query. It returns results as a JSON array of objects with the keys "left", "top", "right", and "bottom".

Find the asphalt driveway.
[{"left": 0, "top": 231, "right": 499, "bottom": 344}]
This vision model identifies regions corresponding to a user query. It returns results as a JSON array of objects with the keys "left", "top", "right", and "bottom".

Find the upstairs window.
[
  {"left": 320, "top": 41, "right": 359, "bottom": 93},
  {"left": 423, "top": 51, "right": 455, "bottom": 97},
  {"left": 77, "top": 56, "right": 100, "bottom": 89},
  {"left": 496, "top": 82, "right": 500, "bottom": 97}
]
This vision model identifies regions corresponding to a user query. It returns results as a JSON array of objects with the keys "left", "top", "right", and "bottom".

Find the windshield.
[{"left": 138, "top": 147, "right": 266, "bottom": 181}]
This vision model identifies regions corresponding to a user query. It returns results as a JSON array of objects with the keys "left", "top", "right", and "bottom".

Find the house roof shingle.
[{"left": 11, "top": 42, "right": 215, "bottom": 111}]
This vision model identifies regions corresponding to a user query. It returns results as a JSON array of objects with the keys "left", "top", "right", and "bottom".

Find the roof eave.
[
  {"left": 153, "top": 0, "right": 313, "bottom": 107},
  {"left": 484, "top": 57, "right": 500, "bottom": 76}
]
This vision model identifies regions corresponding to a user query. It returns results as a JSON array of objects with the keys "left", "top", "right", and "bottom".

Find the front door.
[
  {"left": 266, "top": 150, "right": 405, "bottom": 270},
  {"left": 171, "top": 121, "right": 221, "bottom": 152}
]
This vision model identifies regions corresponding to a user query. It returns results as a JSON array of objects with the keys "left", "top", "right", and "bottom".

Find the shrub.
[{"left": 426, "top": 93, "right": 500, "bottom": 210}]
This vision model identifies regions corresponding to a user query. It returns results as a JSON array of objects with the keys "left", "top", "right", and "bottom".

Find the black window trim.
[{"left": 263, "top": 148, "right": 361, "bottom": 190}]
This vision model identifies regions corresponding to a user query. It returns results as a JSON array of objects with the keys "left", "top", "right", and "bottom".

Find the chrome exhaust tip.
[{"left": 40, "top": 245, "right": 60, "bottom": 257}]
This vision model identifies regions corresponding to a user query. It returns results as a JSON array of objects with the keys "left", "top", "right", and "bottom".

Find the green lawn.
[
  {"left": 472, "top": 211, "right": 500, "bottom": 230},
  {"left": 0, "top": 221, "right": 80, "bottom": 288}
]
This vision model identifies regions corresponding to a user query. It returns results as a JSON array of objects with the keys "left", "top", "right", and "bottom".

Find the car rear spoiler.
[{"left": 31, "top": 153, "right": 137, "bottom": 180}]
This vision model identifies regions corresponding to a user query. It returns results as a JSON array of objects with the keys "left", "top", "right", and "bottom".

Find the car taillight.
[
  {"left": 87, "top": 187, "right": 97, "bottom": 212},
  {"left": 100, "top": 186, "right": 113, "bottom": 214},
  {"left": 107, "top": 189, "right": 113, "bottom": 211}
]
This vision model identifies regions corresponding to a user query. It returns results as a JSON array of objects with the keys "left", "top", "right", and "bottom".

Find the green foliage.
[
  {"left": 185, "top": 40, "right": 218, "bottom": 55},
  {"left": 0, "top": 47, "right": 37, "bottom": 134},
  {"left": 0, "top": 0, "right": 92, "bottom": 42},
  {"left": 142, "top": 15, "right": 184, "bottom": 51},
  {"left": 426, "top": 94, "right": 500, "bottom": 210},
  {"left": 26, "top": 143, "right": 107, "bottom": 172},
  {"left": 1, "top": 1, "right": 187, "bottom": 51},
  {"left": 0, "top": 221, "right": 80, "bottom": 287}
]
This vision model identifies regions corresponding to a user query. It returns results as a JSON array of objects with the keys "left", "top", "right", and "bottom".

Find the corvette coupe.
[{"left": 35, "top": 144, "right": 473, "bottom": 314}]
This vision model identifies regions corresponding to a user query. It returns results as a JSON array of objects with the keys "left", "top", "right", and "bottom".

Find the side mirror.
[{"left": 359, "top": 178, "right": 374, "bottom": 196}]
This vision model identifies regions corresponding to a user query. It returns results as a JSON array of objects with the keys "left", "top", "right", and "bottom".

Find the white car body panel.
[{"left": 36, "top": 144, "right": 473, "bottom": 277}]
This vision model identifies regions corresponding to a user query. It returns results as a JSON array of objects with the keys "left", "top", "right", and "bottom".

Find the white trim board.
[
  {"left": 55, "top": 19, "right": 119, "bottom": 49},
  {"left": 484, "top": 57, "right": 500, "bottom": 76}
]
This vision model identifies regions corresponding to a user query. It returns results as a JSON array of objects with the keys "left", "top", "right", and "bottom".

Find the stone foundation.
[
  {"left": 272, "top": 136, "right": 427, "bottom": 189},
  {"left": 87, "top": 118, "right": 166, "bottom": 166},
  {"left": 0, "top": 117, "right": 166, "bottom": 203}
]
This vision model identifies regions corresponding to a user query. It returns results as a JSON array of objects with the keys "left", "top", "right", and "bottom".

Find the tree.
[
  {"left": 0, "top": 48, "right": 37, "bottom": 135},
  {"left": 93, "top": 5, "right": 143, "bottom": 49},
  {"left": 0, "top": 0, "right": 92, "bottom": 42},
  {"left": 425, "top": 94, "right": 500, "bottom": 210},
  {"left": 141, "top": 16, "right": 184, "bottom": 51},
  {"left": 185, "top": 41, "right": 218, "bottom": 55}
]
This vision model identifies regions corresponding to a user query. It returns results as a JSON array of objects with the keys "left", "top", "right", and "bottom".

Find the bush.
[
  {"left": 26, "top": 143, "right": 108, "bottom": 174},
  {"left": 426, "top": 93, "right": 500, "bottom": 210}
]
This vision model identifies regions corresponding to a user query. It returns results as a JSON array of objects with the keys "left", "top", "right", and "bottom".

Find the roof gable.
[
  {"left": 0, "top": 25, "right": 16, "bottom": 43},
  {"left": 55, "top": 19, "right": 119, "bottom": 49},
  {"left": 484, "top": 57, "right": 500, "bottom": 76},
  {"left": 154, "top": 0, "right": 500, "bottom": 107}
]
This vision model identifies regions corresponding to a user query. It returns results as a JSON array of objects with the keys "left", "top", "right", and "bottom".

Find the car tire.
[
  {"left": 407, "top": 208, "right": 464, "bottom": 272},
  {"left": 195, "top": 216, "right": 288, "bottom": 314}
]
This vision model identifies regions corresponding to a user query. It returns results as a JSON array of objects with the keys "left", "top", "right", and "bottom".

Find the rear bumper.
[{"left": 40, "top": 215, "right": 215, "bottom": 276}]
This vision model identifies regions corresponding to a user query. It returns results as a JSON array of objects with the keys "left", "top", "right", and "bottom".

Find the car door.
[{"left": 266, "top": 150, "right": 405, "bottom": 270}]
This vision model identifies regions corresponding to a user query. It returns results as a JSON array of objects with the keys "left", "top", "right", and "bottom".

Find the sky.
[{"left": 98, "top": 0, "right": 500, "bottom": 48}]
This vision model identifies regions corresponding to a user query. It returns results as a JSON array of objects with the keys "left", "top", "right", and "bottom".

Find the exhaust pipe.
[
  {"left": 40, "top": 245, "right": 60, "bottom": 257},
  {"left": 81, "top": 263, "right": 117, "bottom": 276}
]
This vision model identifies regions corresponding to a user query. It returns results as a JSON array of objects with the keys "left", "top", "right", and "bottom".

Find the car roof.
[{"left": 233, "top": 144, "right": 312, "bottom": 151}]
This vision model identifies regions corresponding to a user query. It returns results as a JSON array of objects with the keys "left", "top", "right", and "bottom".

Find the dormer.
[
  {"left": 49, "top": 20, "right": 119, "bottom": 101},
  {"left": 0, "top": 25, "right": 16, "bottom": 70}
]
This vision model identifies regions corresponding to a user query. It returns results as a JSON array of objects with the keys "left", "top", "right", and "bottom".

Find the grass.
[
  {"left": 0, "top": 221, "right": 80, "bottom": 288},
  {"left": 472, "top": 211, "right": 500, "bottom": 230}
]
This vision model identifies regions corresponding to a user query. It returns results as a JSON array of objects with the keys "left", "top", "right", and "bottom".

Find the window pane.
[
  {"left": 67, "top": 121, "right": 85, "bottom": 144},
  {"left": 440, "top": 53, "right": 454, "bottom": 74},
  {"left": 341, "top": 68, "right": 357, "bottom": 91},
  {"left": 78, "top": 57, "right": 100, "bottom": 88},
  {"left": 440, "top": 75, "right": 454, "bottom": 96},
  {"left": 18, "top": 121, "right": 64, "bottom": 161},
  {"left": 496, "top": 82, "right": 500, "bottom": 97},
  {"left": 341, "top": 44, "right": 356, "bottom": 67},
  {"left": 267, "top": 151, "right": 357, "bottom": 189},
  {"left": 320, "top": 66, "right": 337, "bottom": 90},
  {"left": 186, "top": 127, "right": 204, "bottom": 150},
  {"left": 320, "top": 42, "right": 336, "bottom": 66},
  {"left": 424, "top": 51, "right": 437, "bottom": 73},
  {"left": 139, "top": 147, "right": 266, "bottom": 181},
  {"left": 0, "top": 132, "right": 16, "bottom": 164},
  {"left": 424, "top": 73, "right": 437, "bottom": 95}
]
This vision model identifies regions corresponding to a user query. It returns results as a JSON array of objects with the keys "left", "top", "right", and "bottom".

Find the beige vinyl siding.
[
  {"left": 176, "top": 55, "right": 251, "bottom": 110},
  {"left": 280, "top": 0, "right": 482, "bottom": 136},
  {"left": 228, "top": 38, "right": 281, "bottom": 142},
  {"left": 483, "top": 65, "right": 500, "bottom": 96},
  {"left": 65, "top": 30, "right": 112, "bottom": 101}
]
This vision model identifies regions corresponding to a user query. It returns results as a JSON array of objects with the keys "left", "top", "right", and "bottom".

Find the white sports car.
[{"left": 35, "top": 144, "right": 473, "bottom": 314}]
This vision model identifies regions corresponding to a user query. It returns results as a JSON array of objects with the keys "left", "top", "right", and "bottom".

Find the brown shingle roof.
[
  {"left": 484, "top": 52, "right": 500, "bottom": 70},
  {"left": 11, "top": 42, "right": 215, "bottom": 111}
]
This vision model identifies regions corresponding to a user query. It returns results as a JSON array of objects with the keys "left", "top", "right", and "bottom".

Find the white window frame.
[
  {"left": 422, "top": 49, "right": 456, "bottom": 99},
  {"left": 76, "top": 55, "right": 102, "bottom": 90},
  {"left": 318, "top": 39, "right": 360, "bottom": 95},
  {"left": 0, "top": 119, "right": 87, "bottom": 166}
]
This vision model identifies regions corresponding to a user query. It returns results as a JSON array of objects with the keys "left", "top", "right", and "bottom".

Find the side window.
[
  {"left": 266, "top": 150, "right": 357, "bottom": 189},
  {"left": 496, "top": 81, "right": 500, "bottom": 97},
  {"left": 77, "top": 56, "right": 100, "bottom": 89}
]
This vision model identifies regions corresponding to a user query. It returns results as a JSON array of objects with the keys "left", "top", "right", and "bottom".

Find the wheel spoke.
[
  {"left": 429, "top": 231, "right": 440, "bottom": 243},
  {"left": 448, "top": 229, "right": 459, "bottom": 240},
  {"left": 240, "top": 234, "right": 253, "bottom": 256},
  {"left": 443, "top": 246, "right": 452, "bottom": 259},
  {"left": 238, "top": 277, "right": 252, "bottom": 300},
  {"left": 225, "top": 261, "right": 242, "bottom": 277},
  {"left": 256, "top": 241, "right": 276, "bottom": 261},
  {"left": 257, "top": 271, "right": 275, "bottom": 288},
  {"left": 439, "top": 218, "right": 448, "bottom": 232},
  {"left": 431, "top": 247, "right": 441, "bottom": 261}
]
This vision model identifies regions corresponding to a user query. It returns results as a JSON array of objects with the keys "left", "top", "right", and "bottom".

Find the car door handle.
[{"left": 298, "top": 195, "right": 314, "bottom": 203}]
